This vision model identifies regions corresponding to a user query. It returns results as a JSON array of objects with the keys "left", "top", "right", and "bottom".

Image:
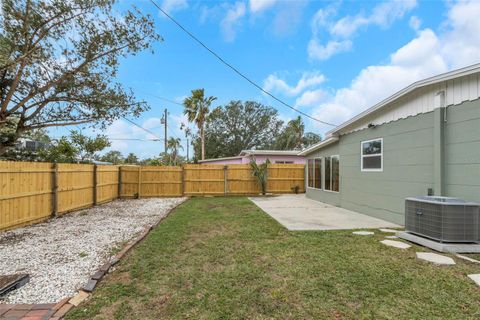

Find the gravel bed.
[{"left": 0, "top": 197, "right": 186, "bottom": 304}]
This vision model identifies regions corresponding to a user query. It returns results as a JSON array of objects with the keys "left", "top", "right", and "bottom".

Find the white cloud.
[
  {"left": 295, "top": 89, "right": 327, "bottom": 107},
  {"left": 162, "top": 0, "right": 188, "bottom": 14},
  {"left": 441, "top": 0, "right": 480, "bottom": 68},
  {"left": 330, "top": 15, "right": 369, "bottom": 38},
  {"left": 220, "top": 2, "right": 246, "bottom": 42},
  {"left": 263, "top": 72, "right": 326, "bottom": 96},
  {"left": 330, "top": 0, "right": 417, "bottom": 37},
  {"left": 409, "top": 16, "right": 421, "bottom": 31},
  {"left": 308, "top": 39, "right": 352, "bottom": 61},
  {"left": 311, "top": 29, "right": 448, "bottom": 131},
  {"left": 270, "top": 1, "right": 306, "bottom": 37},
  {"left": 249, "top": 0, "right": 277, "bottom": 13},
  {"left": 308, "top": 0, "right": 417, "bottom": 60}
]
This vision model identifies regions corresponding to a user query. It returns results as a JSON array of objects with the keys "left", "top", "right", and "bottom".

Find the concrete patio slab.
[
  {"left": 249, "top": 194, "right": 400, "bottom": 231},
  {"left": 468, "top": 274, "right": 480, "bottom": 286},
  {"left": 352, "top": 231, "right": 374, "bottom": 235},
  {"left": 385, "top": 235, "right": 398, "bottom": 239},
  {"left": 380, "top": 240, "right": 411, "bottom": 249},
  {"left": 379, "top": 228, "right": 399, "bottom": 233},
  {"left": 416, "top": 252, "right": 456, "bottom": 265}
]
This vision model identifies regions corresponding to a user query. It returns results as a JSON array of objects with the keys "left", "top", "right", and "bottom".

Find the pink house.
[{"left": 198, "top": 150, "right": 305, "bottom": 165}]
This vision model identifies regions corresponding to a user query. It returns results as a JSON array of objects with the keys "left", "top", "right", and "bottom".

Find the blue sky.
[{"left": 50, "top": 0, "right": 480, "bottom": 159}]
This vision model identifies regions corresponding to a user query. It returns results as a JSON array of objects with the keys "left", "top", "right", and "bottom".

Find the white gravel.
[{"left": 0, "top": 197, "right": 186, "bottom": 304}]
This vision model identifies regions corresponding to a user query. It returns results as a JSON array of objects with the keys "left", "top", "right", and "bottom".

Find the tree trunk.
[{"left": 201, "top": 125, "right": 205, "bottom": 160}]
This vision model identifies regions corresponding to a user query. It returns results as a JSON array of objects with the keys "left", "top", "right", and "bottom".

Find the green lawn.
[{"left": 67, "top": 197, "right": 480, "bottom": 320}]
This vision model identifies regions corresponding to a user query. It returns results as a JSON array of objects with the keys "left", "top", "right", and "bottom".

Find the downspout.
[{"left": 433, "top": 91, "right": 446, "bottom": 196}]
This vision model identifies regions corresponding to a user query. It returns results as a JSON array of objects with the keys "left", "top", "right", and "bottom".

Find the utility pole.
[{"left": 161, "top": 108, "right": 168, "bottom": 153}]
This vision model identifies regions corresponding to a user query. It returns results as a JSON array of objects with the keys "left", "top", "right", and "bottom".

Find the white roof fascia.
[
  {"left": 198, "top": 156, "right": 242, "bottom": 163},
  {"left": 298, "top": 136, "right": 339, "bottom": 156}
]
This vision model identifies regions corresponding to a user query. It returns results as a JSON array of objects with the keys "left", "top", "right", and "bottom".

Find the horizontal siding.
[
  {"left": 306, "top": 188, "right": 341, "bottom": 206},
  {"left": 444, "top": 99, "right": 480, "bottom": 203}
]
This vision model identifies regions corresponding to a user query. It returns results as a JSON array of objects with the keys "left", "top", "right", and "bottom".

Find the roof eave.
[{"left": 298, "top": 137, "right": 339, "bottom": 156}]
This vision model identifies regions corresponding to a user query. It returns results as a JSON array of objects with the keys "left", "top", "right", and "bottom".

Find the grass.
[{"left": 67, "top": 197, "right": 480, "bottom": 320}]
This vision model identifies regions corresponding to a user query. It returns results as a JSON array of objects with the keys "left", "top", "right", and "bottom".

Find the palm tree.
[
  {"left": 180, "top": 122, "right": 192, "bottom": 162},
  {"left": 183, "top": 89, "right": 217, "bottom": 160},
  {"left": 167, "top": 137, "right": 183, "bottom": 165},
  {"left": 288, "top": 116, "right": 305, "bottom": 149},
  {"left": 250, "top": 158, "right": 270, "bottom": 195}
]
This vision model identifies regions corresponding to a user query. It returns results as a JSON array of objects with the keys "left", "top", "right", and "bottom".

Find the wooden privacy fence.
[
  {"left": 119, "top": 164, "right": 305, "bottom": 197},
  {"left": 1, "top": 161, "right": 304, "bottom": 231}
]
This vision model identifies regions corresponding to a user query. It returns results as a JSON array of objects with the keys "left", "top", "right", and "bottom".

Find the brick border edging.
[{"left": 51, "top": 198, "right": 188, "bottom": 319}]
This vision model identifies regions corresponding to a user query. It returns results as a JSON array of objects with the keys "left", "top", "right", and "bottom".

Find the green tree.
[
  {"left": 166, "top": 137, "right": 183, "bottom": 165},
  {"left": 70, "top": 131, "right": 110, "bottom": 162},
  {"left": 194, "top": 101, "right": 283, "bottom": 160},
  {"left": 39, "top": 137, "right": 78, "bottom": 163},
  {"left": 124, "top": 152, "right": 138, "bottom": 164},
  {"left": 0, "top": 0, "right": 160, "bottom": 155},
  {"left": 38, "top": 131, "right": 109, "bottom": 163},
  {"left": 275, "top": 117, "right": 321, "bottom": 150},
  {"left": 140, "top": 157, "right": 161, "bottom": 166},
  {"left": 302, "top": 132, "right": 322, "bottom": 148},
  {"left": 183, "top": 89, "right": 217, "bottom": 161},
  {"left": 100, "top": 150, "right": 124, "bottom": 164}
]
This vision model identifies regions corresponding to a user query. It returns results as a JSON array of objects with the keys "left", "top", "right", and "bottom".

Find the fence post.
[
  {"left": 52, "top": 162, "right": 58, "bottom": 217},
  {"left": 181, "top": 165, "right": 185, "bottom": 196},
  {"left": 224, "top": 165, "right": 228, "bottom": 196},
  {"left": 93, "top": 164, "right": 98, "bottom": 205},
  {"left": 118, "top": 166, "right": 122, "bottom": 198},
  {"left": 137, "top": 166, "right": 142, "bottom": 198}
]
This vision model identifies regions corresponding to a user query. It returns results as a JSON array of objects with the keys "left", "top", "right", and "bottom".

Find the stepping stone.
[
  {"left": 69, "top": 290, "right": 89, "bottom": 306},
  {"left": 416, "top": 252, "right": 455, "bottom": 265},
  {"left": 455, "top": 254, "right": 480, "bottom": 264},
  {"left": 379, "top": 228, "right": 398, "bottom": 233},
  {"left": 380, "top": 240, "right": 411, "bottom": 249},
  {"left": 385, "top": 235, "right": 398, "bottom": 239},
  {"left": 91, "top": 270, "right": 105, "bottom": 281},
  {"left": 82, "top": 279, "right": 97, "bottom": 292},
  {"left": 468, "top": 274, "right": 480, "bottom": 286},
  {"left": 352, "top": 231, "right": 374, "bottom": 235}
]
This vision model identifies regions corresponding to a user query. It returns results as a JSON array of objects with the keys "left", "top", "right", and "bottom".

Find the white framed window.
[
  {"left": 307, "top": 159, "right": 314, "bottom": 188},
  {"left": 361, "top": 138, "right": 383, "bottom": 171},
  {"left": 324, "top": 155, "right": 339, "bottom": 192},
  {"left": 314, "top": 158, "right": 322, "bottom": 189},
  {"left": 307, "top": 158, "right": 323, "bottom": 189}
]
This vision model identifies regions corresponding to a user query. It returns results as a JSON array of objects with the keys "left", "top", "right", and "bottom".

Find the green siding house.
[{"left": 300, "top": 64, "right": 480, "bottom": 225}]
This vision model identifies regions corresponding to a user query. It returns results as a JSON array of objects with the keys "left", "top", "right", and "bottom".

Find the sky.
[{"left": 50, "top": 0, "right": 480, "bottom": 159}]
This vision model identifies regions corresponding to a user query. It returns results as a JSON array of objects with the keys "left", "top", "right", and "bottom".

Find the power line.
[
  {"left": 138, "top": 91, "right": 184, "bottom": 106},
  {"left": 149, "top": 0, "right": 337, "bottom": 127},
  {"left": 121, "top": 116, "right": 162, "bottom": 140}
]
